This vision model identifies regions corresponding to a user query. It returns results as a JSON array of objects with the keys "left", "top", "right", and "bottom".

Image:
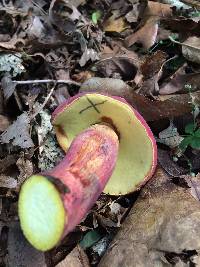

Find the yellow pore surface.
[{"left": 53, "top": 94, "right": 154, "bottom": 195}]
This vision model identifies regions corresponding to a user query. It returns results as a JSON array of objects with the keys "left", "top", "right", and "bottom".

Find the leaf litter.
[{"left": 1, "top": 0, "right": 200, "bottom": 266}]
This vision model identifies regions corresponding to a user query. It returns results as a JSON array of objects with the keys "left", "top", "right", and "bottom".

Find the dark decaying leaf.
[
  {"left": 1, "top": 73, "right": 17, "bottom": 101},
  {"left": 181, "top": 36, "right": 200, "bottom": 65},
  {"left": 99, "top": 168, "right": 200, "bottom": 267},
  {"left": 16, "top": 157, "right": 33, "bottom": 188},
  {"left": 159, "top": 64, "right": 200, "bottom": 95},
  {"left": 0, "top": 115, "right": 10, "bottom": 132},
  {"left": 184, "top": 173, "right": 200, "bottom": 201},
  {"left": 6, "top": 222, "right": 46, "bottom": 267},
  {"left": 0, "top": 113, "right": 34, "bottom": 148},
  {"left": 80, "top": 77, "right": 197, "bottom": 121},
  {"left": 96, "top": 45, "right": 140, "bottom": 80},
  {"left": 0, "top": 155, "right": 18, "bottom": 173},
  {"left": 125, "top": 17, "right": 159, "bottom": 49},
  {"left": 158, "top": 149, "right": 187, "bottom": 177},
  {"left": 163, "top": 18, "right": 200, "bottom": 38},
  {"left": 140, "top": 50, "right": 167, "bottom": 79}
]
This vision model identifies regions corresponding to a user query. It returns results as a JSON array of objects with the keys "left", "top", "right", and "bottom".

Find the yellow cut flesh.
[
  {"left": 54, "top": 94, "right": 154, "bottom": 195},
  {"left": 18, "top": 175, "right": 65, "bottom": 251}
]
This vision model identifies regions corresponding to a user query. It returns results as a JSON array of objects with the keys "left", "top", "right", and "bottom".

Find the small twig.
[
  {"left": 30, "top": 85, "right": 56, "bottom": 120},
  {"left": 157, "top": 55, "right": 178, "bottom": 78},
  {"left": 12, "top": 79, "right": 81, "bottom": 86}
]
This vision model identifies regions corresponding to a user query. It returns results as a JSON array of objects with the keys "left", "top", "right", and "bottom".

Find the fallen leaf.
[
  {"left": 6, "top": 222, "right": 46, "bottom": 267},
  {"left": 56, "top": 245, "right": 90, "bottom": 267},
  {"left": 79, "top": 48, "right": 99, "bottom": 67},
  {"left": 80, "top": 77, "right": 197, "bottom": 121},
  {"left": 0, "top": 175, "right": 17, "bottom": 188},
  {"left": 0, "top": 115, "right": 10, "bottom": 132},
  {"left": 16, "top": 157, "right": 33, "bottom": 187},
  {"left": 184, "top": 173, "right": 200, "bottom": 201},
  {"left": 0, "top": 36, "right": 25, "bottom": 50},
  {"left": 99, "top": 168, "right": 200, "bottom": 267},
  {"left": 163, "top": 18, "right": 200, "bottom": 37},
  {"left": 158, "top": 149, "right": 187, "bottom": 177},
  {"left": 182, "top": 36, "right": 200, "bottom": 64},
  {"left": 159, "top": 64, "right": 200, "bottom": 94},
  {"left": 140, "top": 50, "right": 167, "bottom": 79},
  {"left": 125, "top": 2, "right": 142, "bottom": 23},
  {"left": 0, "top": 155, "right": 18, "bottom": 173},
  {"left": 49, "top": 0, "right": 86, "bottom": 33},
  {"left": 104, "top": 14, "right": 128, "bottom": 33},
  {"left": 1, "top": 73, "right": 17, "bottom": 101},
  {"left": 72, "top": 71, "right": 94, "bottom": 83},
  {"left": 125, "top": 17, "right": 159, "bottom": 49},
  {"left": 0, "top": 113, "right": 34, "bottom": 148},
  {"left": 28, "top": 16, "right": 45, "bottom": 39},
  {"left": 158, "top": 121, "right": 184, "bottom": 148},
  {"left": 144, "top": 1, "right": 172, "bottom": 18},
  {"left": 97, "top": 46, "right": 140, "bottom": 80}
]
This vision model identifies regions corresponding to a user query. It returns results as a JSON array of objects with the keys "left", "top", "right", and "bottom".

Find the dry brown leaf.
[
  {"left": 141, "top": 50, "right": 167, "bottom": 79},
  {"left": 99, "top": 168, "right": 200, "bottom": 267},
  {"left": 72, "top": 71, "right": 94, "bottom": 83},
  {"left": 125, "top": 2, "right": 141, "bottom": 23},
  {"left": 104, "top": 15, "right": 128, "bottom": 33},
  {"left": 184, "top": 173, "right": 200, "bottom": 201},
  {"left": 0, "top": 37, "right": 25, "bottom": 51},
  {"left": 158, "top": 149, "right": 187, "bottom": 177},
  {"left": 56, "top": 245, "right": 90, "bottom": 267},
  {"left": 0, "top": 175, "right": 17, "bottom": 188},
  {"left": 160, "top": 70, "right": 200, "bottom": 95},
  {"left": 0, "top": 115, "right": 10, "bottom": 132},
  {"left": 182, "top": 36, "right": 200, "bottom": 64},
  {"left": 144, "top": 1, "right": 172, "bottom": 18},
  {"left": 6, "top": 222, "right": 46, "bottom": 267},
  {"left": 125, "top": 17, "right": 158, "bottom": 49},
  {"left": 97, "top": 45, "right": 140, "bottom": 80},
  {"left": 0, "top": 155, "right": 18, "bottom": 173},
  {"left": 163, "top": 18, "right": 200, "bottom": 38}
]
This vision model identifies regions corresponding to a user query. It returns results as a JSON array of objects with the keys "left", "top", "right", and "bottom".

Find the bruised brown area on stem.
[
  {"left": 45, "top": 175, "right": 70, "bottom": 194},
  {"left": 100, "top": 116, "right": 121, "bottom": 140}
]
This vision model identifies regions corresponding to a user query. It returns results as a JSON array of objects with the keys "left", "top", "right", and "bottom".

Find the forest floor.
[{"left": 1, "top": 0, "right": 200, "bottom": 266}]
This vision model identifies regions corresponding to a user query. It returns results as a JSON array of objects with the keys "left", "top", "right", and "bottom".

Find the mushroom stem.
[{"left": 18, "top": 124, "right": 119, "bottom": 251}]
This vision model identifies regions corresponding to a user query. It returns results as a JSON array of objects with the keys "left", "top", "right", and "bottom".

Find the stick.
[{"left": 12, "top": 79, "right": 81, "bottom": 86}]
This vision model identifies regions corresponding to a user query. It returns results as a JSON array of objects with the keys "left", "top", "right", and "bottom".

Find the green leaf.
[
  {"left": 190, "top": 137, "right": 200, "bottom": 149},
  {"left": 92, "top": 10, "right": 102, "bottom": 24},
  {"left": 194, "top": 128, "right": 200, "bottom": 137},
  {"left": 79, "top": 230, "right": 102, "bottom": 249},
  {"left": 179, "top": 136, "right": 193, "bottom": 151},
  {"left": 185, "top": 123, "right": 196, "bottom": 134}
]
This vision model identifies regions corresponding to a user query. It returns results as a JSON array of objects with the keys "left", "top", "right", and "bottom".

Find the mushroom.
[
  {"left": 18, "top": 93, "right": 157, "bottom": 252},
  {"left": 53, "top": 93, "right": 157, "bottom": 195}
]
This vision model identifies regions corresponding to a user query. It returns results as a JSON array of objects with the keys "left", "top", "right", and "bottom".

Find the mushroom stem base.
[{"left": 18, "top": 125, "right": 119, "bottom": 251}]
